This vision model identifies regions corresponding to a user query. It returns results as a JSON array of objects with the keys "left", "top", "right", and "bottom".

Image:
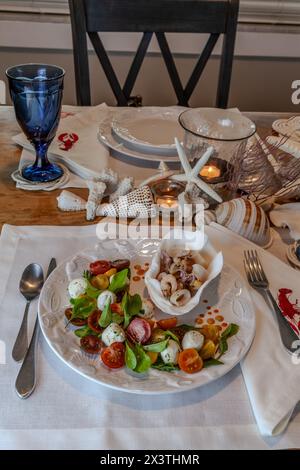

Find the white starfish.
[{"left": 172, "top": 138, "right": 222, "bottom": 203}]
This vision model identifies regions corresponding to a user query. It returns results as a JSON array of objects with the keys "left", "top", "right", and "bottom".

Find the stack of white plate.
[{"left": 98, "top": 106, "right": 185, "bottom": 164}]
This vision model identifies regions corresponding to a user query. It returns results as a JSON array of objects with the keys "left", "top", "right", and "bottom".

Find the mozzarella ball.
[
  {"left": 182, "top": 330, "right": 204, "bottom": 351},
  {"left": 97, "top": 290, "right": 116, "bottom": 310},
  {"left": 102, "top": 323, "right": 126, "bottom": 346},
  {"left": 160, "top": 339, "right": 180, "bottom": 365},
  {"left": 139, "top": 299, "right": 155, "bottom": 319},
  {"left": 68, "top": 278, "right": 87, "bottom": 299}
]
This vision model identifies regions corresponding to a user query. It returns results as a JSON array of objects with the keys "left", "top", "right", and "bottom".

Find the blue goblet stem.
[{"left": 33, "top": 142, "right": 50, "bottom": 168}]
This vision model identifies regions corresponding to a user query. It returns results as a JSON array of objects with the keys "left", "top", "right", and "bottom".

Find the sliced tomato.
[
  {"left": 178, "top": 348, "right": 203, "bottom": 374},
  {"left": 126, "top": 317, "right": 151, "bottom": 345},
  {"left": 65, "top": 308, "right": 87, "bottom": 326},
  {"left": 80, "top": 335, "right": 102, "bottom": 354},
  {"left": 146, "top": 351, "right": 158, "bottom": 364},
  {"left": 87, "top": 310, "right": 102, "bottom": 333},
  {"left": 111, "top": 303, "right": 123, "bottom": 314},
  {"left": 101, "top": 342, "right": 125, "bottom": 369},
  {"left": 89, "top": 260, "right": 111, "bottom": 276},
  {"left": 111, "top": 259, "right": 130, "bottom": 271},
  {"left": 157, "top": 317, "right": 178, "bottom": 330}
]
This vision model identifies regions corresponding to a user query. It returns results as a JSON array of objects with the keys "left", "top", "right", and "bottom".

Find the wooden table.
[{"left": 0, "top": 106, "right": 296, "bottom": 229}]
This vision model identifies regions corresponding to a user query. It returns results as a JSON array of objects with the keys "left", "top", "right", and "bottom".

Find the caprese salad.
[{"left": 65, "top": 258, "right": 239, "bottom": 374}]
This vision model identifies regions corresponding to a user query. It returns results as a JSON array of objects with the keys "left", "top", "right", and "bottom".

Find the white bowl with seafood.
[{"left": 144, "top": 229, "right": 223, "bottom": 315}]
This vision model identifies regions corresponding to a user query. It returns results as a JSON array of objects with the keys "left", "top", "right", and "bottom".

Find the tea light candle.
[
  {"left": 200, "top": 164, "right": 221, "bottom": 180},
  {"left": 156, "top": 196, "right": 179, "bottom": 209}
]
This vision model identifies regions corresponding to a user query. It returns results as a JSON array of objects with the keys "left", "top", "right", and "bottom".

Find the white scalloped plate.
[{"left": 38, "top": 238, "right": 255, "bottom": 394}]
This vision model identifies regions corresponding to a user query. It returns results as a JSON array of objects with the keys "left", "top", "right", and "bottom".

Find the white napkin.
[
  {"left": 206, "top": 222, "right": 300, "bottom": 436},
  {"left": 13, "top": 104, "right": 110, "bottom": 179}
]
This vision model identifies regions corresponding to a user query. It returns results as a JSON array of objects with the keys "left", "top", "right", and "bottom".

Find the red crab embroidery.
[
  {"left": 58, "top": 132, "right": 79, "bottom": 151},
  {"left": 278, "top": 288, "right": 300, "bottom": 336}
]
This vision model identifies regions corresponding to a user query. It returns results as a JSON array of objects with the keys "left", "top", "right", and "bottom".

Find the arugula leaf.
[
  {"left": 203, "top": 358, "right": 224, "bottom": 368},
  {"left": 74, "top": 325, "right": 94, "bottom": 338},
  {"left": 69, "top": 296, "right": 96, "bottom": 319},
  {"left": 98, "top": 298, "right": 112, "bottom": 328},
  {"left": 109, "top": 268, "right": 129, "bottom": 293},
  {"left": 134, "top": 344, "right": 151, "bottom": 373},
  {"left": 82, "top": 270, "right": 91, "bottom": 280},
  {"left": 151, "top": 357, "right": 179, "bottom": 372},
  {"left": 143, "top": 339, "right": 169, "bottom": 353},
  {"left": 217, "top": 323, "right": 239, "bottom": 359},
  {"left": 125, "top": 342, "right": 137, "bottom": 370},
  {"left": 165, "top": 330, "right": 180, "bottom": 343},
  {"left": 123, "top": 292, "right": 142, "bottom": 328},
  {"left": 221, "top": 323, "right": 239, "bottom": 340},
  {"left": 111, "top": 313, "right": 124, "bottom": 325}
]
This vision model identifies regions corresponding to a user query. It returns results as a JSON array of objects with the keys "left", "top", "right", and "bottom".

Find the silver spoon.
[{"left": 12, "top": 264, "right": 44, "bottom": 362}]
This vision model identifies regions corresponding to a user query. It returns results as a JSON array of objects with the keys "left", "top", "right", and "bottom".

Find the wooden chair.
[{"left": 68, "top": 0, "right": 239, "bottom": 107}]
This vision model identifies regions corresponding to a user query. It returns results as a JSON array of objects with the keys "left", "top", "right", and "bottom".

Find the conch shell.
[
  {"left": 206, "top": 198, "right": 272, "bottom": 247},
  {"left": 57, "top": 190, "right": 86, "bottom": 212}
]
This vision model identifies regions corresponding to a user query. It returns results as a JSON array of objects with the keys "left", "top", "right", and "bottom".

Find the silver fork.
[{"left": 244, "top": 249, "right": 299, "bottom": 355}]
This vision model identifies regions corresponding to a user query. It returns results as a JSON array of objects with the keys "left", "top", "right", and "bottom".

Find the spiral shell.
[{"left": 214, "top": 198, "right": 271, "bottom": 247}]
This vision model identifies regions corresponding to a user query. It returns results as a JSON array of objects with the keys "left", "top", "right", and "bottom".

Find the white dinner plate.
[
  {"left": 98, "top": 107, "right": 184, "bottom": 163},
  {"left": 38, "top": 237, "right": 255, "bottom": 395},
  {"left": 111, "top": 107, "right": 185, "bottom": 155}
]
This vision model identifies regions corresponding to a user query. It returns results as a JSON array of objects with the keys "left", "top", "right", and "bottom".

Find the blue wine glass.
[{"left": 6, "top": 63, "right": 65, "bottom": 182}]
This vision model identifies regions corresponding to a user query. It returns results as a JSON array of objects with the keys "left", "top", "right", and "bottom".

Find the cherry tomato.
[
  {"left": 65, "top": 308, "right": 87, "bottom": 326},
  {"left": 89, "top": 260, "right": 111, "bottom": 276},
  {"left": 178, "top": 348, "right": 203, "bottom": 374},
  {"left": 126, "top": 317, "right": 151, "bottom": 345},
  {"left": 111, "top": 303, "right": 123, "bottom": 314},
  {"left": 101, "top": 342, "right": 125, "bottom": 369},
  {"left": 146, "top": 351, "right": 158, "bottom": 364},
  {"left": 87, "top": 310, "right": 102, "bottom": 333},
  {"left": 157, "top": 317, "right": 178, "bottom": 330},
  {"left": 111, "top": 259, "right": 130, "bottom": 271},
  {"left": 80, "top": 335, "right": 102, "bottom": 354}
]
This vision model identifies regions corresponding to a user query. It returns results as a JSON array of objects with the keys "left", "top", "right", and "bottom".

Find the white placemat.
[{"left": 0, "top": 223, "right": 300, "bottom": 449}]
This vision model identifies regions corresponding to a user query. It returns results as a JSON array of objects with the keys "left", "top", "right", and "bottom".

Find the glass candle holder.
[
  {"left": 151, "top": 178, "right": 185, "bottom": 212},
  {"left": 179, "top": 108, "right": 256, "bottom": 197}
]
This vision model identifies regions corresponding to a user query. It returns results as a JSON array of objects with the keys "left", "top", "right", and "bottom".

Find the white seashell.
[
  {"left": 57, "top": 190, "right": 86, "bottom": 212},
  {"left": 170, "top": 289, "right": 191, "bottom": 306},
  {"left": 86, "top": 179, "right": 106, "bottom": 221},
  {"left": 109, "top": 176, "right": 134, "bottom": 202},
  {"left": 97, "top": 186, "right": 156, "bottom": 218},
  {"left": 214, "top": 198, "right": 271, "bottom": 247},
  {"left": 204, "top": 210, "right": 216, "bottom": 225}
]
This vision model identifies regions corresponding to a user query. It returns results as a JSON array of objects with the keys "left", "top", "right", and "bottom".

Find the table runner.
[{"left": 0, "top": 224, "right": 299, "bottom": 449}]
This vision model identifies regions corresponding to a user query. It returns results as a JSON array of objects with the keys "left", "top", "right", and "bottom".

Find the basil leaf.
[
  {"left": 203, "top": 358, "right": 224, "bottom": 368},
  {"left": 143, "top": 339, "right": 169, "bottom": 353},
  {"left": 70, "top": 296, "right": 96, "bottom": 319},
  {"left": 221, "top": 323, "right": 239, "bottom": 340},
  {"left": 99, "top": 298, "right": 112, "bottom": 328},
  {"left": 134, "top": 344, "right": 151, "bottom": 373},
  {"left": 74, "top": 326, "right": 94, "bottom": 338},
  {"left": 125, "top": 342, "right": 137, "bottom": 370},
  {"left": 112, "top": 313, "right": 124, "bottom": 325},
  {"left": 218, "top": 338, "right": 228, "bottom": 356},
  {"left": 123, "top": 292, "right": 142, "bottom": 328},
  {"left": 85, "top": 281, "right": 101, "bottom": 299},
  {"left": 109, "top": 268, "right": 129, "bottom": 293}
]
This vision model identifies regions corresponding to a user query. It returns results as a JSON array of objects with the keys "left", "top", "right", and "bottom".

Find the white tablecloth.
[{"left": 0, "top": 223, "right": 299, "bottom": 450}]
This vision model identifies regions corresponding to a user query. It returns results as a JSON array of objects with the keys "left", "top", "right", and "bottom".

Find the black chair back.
[{"left": 69, "top": 0, "right": 239, "bottom": 107}]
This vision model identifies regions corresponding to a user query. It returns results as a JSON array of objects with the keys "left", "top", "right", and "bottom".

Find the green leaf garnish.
[
  {"left": 151, "top": 357, "right": 179, "bottom": 372},
  {"left": 74, "top": 325, "right": 95, "bottom": 338},
  {"left": 165, "top": 330, "right": 180, "bottom": 343},
  {"left": 203, "top": 358, "right": 224, "bottom": 368},
  {"left": 216, "top": 323, "right": 239, "bottom": 360},
  {"left": 134, "top": 344, "right": 151, "bottom": 373},
  {"left": 98, "top": 298, "right": 112, "bottom": 328},
  {"left": 82, "top": 270, "right": 91, "bottom": 280},
  {"left": 85, "top": 281, "right": 101, "bottom": 299},
  {"left": 122, "top": 292, "right": 142, "bottom": 328},
  {"left": 69, "top": 296, "right": 96, "bottom": 319},
  {"left": 143, "top": 339, "right": 169, "bottom": 353},
  {"left": 108, "top": 268, "right": 129, "bottom": 293},
  {"left": 111, "top": 313, "right": 124, "bottom": 325},
  {"left": 125, "top": 342, "right": 137, "bottom": 370}
]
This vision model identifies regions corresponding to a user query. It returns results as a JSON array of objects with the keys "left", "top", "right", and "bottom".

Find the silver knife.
[{"left": 15, "top": 258, "right": 57, "bottom": 399}]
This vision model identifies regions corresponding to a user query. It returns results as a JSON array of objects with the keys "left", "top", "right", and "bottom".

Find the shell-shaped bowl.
[{"left": 144, "top": 229, "right": 223, "bottom": 315}]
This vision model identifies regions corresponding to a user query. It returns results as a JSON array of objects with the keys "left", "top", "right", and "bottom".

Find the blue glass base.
[{"left": 22, "top": 162, "right": 64, "bottom": 182}]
